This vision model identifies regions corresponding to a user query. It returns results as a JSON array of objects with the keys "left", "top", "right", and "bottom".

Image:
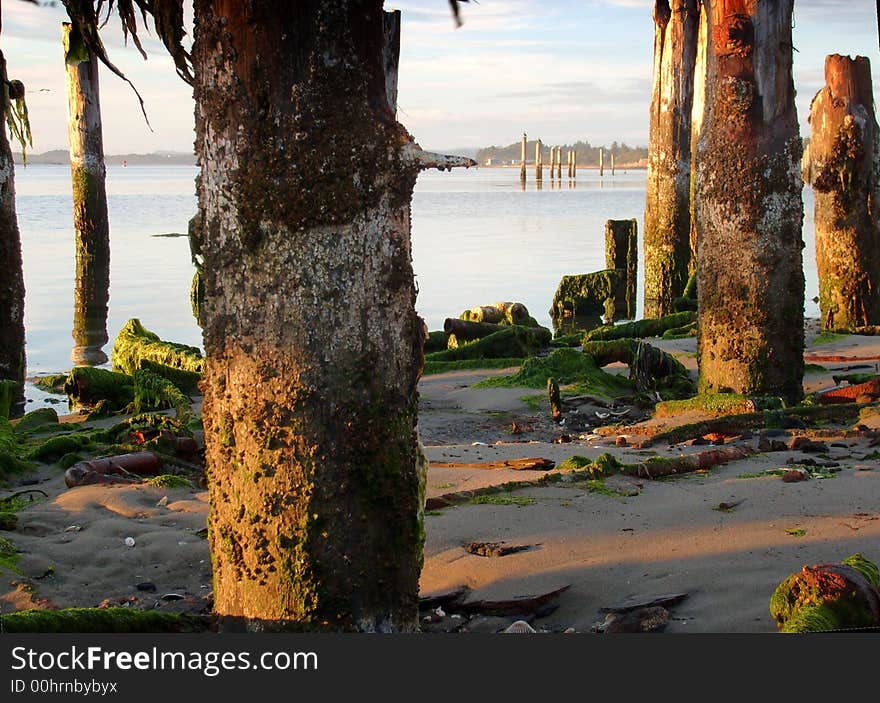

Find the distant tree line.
[{"left": 476, "top": 140, "right": 648, "bottom": 166}]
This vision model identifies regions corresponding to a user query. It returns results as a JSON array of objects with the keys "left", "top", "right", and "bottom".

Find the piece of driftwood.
[
  {"left": 599, "top": 592, "right": 688, "bottom": 614},
  {"left": 455, "top": 584, "right": 570, "bottom": 616},
  {"left": 418, "top": 587, "right": 469, "bottom": 612},
  {"left": 623, "top": 445, "right": 754, "bottom": 479},
  {"left": 818, "top": 378, "right": 880, "bottom": 404},
  {"left": 429, "top": 458, "right": 555, "bottom": 471},
  {"left": 64, "top": 452, "right": 162, "bottom": 488}
]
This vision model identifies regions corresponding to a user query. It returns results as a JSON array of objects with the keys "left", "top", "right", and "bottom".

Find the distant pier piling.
[
  {"left": 556, "top": 147, "right": 562, "bottom": 179},
  {"left": 611, "top": 152, "right": 615, "bottom": 176},
  {"left": 599, "top": 147, "right": 604, "bottom": 176},
  {"left": 536, "top": 139, "right": 543, "bottom": 181},
  {"left": 520, "top": 132, "right": 527, "bottom": 183}
]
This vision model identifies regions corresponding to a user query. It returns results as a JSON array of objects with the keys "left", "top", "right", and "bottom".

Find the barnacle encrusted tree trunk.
[
  {"left": 644, "top": 0, "right": 699, "bottom": 319},
  {"left": 696, "top": 0, "right": 805, "bottom": 404},
  {"left": 63, "top": 22, "right": 111, "bottom": 366},
  {"left": 0, "top": 51, "right": 26, "bottom": 416},
  {"left": 194, "top": 0, "right": 456, "bottom": 631},
  {"left": 808, "top": 54, "right": 880, "bottom": 331}
]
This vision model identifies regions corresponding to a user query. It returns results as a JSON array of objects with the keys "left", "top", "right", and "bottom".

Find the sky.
[{"left": 3, "top": 0, "right": 879, "bottom": 154}]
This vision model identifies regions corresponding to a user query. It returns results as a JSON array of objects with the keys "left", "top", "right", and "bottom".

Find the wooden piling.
[
  {"left": 556, "top": 146, "right": 562, "bottom": 179},
  {"left": 536, "top": 139, "right": 543, "bottom": 181},
  {"left": 382, "top": 10, "right": 401, "bottom": 114},
  {"left": 520, "top": 132, "right": 527, "bottom": 183},
  {"left": 808, "top": 54, "right": 880, "bottom": 330},
  {"left": 599, "top": 147, "right": 604, "bottom": 176},
  {"left": 572, "top": 149, "right": 577, "bottom": 179},
  {"left": 63, "top": 22, "right": 110, "bottom": 367},
  {"left": 611, "top": 151, "right": 615, "bottom": 176},
  {"left": 695, "top": 0, "right": 804, "bottom": 404},
  {"left": 605, "top": 219, "right": 638, "bottom": 320},
  {"left": 644, "top": 0, "right": 699, "bottom": 319}
]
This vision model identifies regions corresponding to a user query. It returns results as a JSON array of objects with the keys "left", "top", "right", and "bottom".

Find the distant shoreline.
[{"left": 13, "top": 150, "right": 196, "bottom": 167}]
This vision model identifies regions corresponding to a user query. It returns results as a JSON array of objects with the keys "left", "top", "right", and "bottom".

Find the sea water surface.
[{"left": 15, "top": 164, "right": 819, "bottom": 381}]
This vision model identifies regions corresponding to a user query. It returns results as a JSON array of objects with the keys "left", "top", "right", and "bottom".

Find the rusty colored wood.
[
  {"left": 818, "top": 378, "right": 880, "bottom": 404},
  {"left": 808, "top": 55, "right": 880, "bottom": 331},
  {"left": 695, "top": 0, "right": 805, "bottom": 404}
]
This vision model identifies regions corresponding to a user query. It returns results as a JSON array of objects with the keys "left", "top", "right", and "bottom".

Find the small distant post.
[
  {"left": 549, "top": 145, "right": 556, "bottom": 179},
  {"left": 535, "top": 139, "right": 543, "bottom": 181},
  {"left": 611, "top": 151, "right": 615, "bottom": 176},
  {"left": 605, "top": 219, "right": 638, "bottom": 320},
  {"left": 599, "top": 147, "right": 604, "bottom": 176},
  {"left": 572, "top": 149, "right": 577, "bottom": 179},
  {"left": 556, "top": 147, "right": 562, "bottom": 179},
  {"left": 520, "top": 132, "right": 527, "bottom": 183}
]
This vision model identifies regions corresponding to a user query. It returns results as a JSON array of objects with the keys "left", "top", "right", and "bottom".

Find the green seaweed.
[
  {"left": 0, "top": 607, "right": 209, "bottom": 633},
  {"left": 476, "top": 348, "right": 632, "bottom": 400},
  {"left": 842, "top": 553, "right": 880, "bottom": 588},
  {"left": 32, "top": 374, "right": 68, "bottom": 394},
  {"left": 421, "top": 358, "right": 524, "bottom": 376},
  {"left": 654, "top": 393, "right": 783, "bottom": 418},
  {"left": 111, "top": 319, "right": 204, "bottom": 375},
  {"left": 557, "top": 453, "right": 621, "bottom": 478},
  {"left": 424, "top": 330, "right": 449, "bottom": 354},
  {"left": 0, "top": 380, "right": 18, "bottom": 419},
  {"left": 425, "top": 326, "right": 543, "bottom": 363},
  {"left": 64, "top": 367, "right": 134, "bottom": 408},
  {"left": 145, "top": 474, "right": 193, "bottom": 489},
  {"left": 583, "top": 311, "right": 697, "bottom": 343},
  {"left": 470, "top": 495, "right": 536, "bottom": 506},
  {"left": 132, "top": 369, "right": 192, "bottom": 417},
  {"left": 13, "top": 407, "right": 59, "bottom": 434},
  {"left": 26, "top": 434, "right": 91, "bottom": 463},
  {"left": 813, "top": 331, "right": 848, "bottom": 346},
  {"left": 0, "top": 535, "right": 21, "bottom": 573}
]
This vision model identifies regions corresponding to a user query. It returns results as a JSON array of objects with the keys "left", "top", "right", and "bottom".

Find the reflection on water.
[{"left": 15, "top": 164, "right": 819, "bottom": 381}]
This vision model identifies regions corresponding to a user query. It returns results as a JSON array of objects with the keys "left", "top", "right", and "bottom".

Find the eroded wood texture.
[{"left": 695, "top": 0, "right": 805, "bottom": 404}]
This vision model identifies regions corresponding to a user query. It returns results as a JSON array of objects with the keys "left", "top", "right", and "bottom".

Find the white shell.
[
  {"left": 124, "top": 537, "right": 136, "bottom": 547},
  {"left": 503, "top": 620, "right": 536, "bottom": 634}
]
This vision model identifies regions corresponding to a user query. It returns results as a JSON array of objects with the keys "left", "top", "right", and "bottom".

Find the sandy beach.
[{"left": 2, "top": 321, "right": 879, "bottom": 633}]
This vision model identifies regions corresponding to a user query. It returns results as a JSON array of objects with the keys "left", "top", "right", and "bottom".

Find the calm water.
[{"left": 14, "top": 164, "right": 820, "bottom": 380}]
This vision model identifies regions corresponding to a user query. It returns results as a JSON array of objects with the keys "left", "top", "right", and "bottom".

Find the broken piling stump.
[
  {"left": 605, "top": 219, "right": 638, "bottom": 320},
  {"left": 808, "top": 54, "right": 880, "bottom": 331}
]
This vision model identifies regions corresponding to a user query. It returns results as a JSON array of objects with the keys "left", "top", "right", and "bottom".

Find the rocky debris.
[
  {"left": 464, "top": 541, "right": 533, "bottom": 558},
  {"left": 788, "top": 437, "right": 829, "bottom": 453}
]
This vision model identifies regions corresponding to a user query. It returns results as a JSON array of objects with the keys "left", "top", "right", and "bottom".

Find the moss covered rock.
[
  {"left": 14, "top": 407, "right": 59, "bottom": 433},
  {"left": 112, "top": 318, "right": 203, "bottom": 376},
  {"left": 770, "top": 556, "right": 880, "bottom": 632},
  {"left": 425, "top": 326, "right": 543, "bottom": 362},
  {"left": 550, "top": 269, "right": 626, "bottom": 325}
]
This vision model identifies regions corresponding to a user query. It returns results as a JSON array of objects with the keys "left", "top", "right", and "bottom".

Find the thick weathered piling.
[
  {"left": 599, "top": 147, "right": 604, "bottom": 176},
  {"left": 643, "top": 0, "right": 699, "bottom": 319},
  {"left": 605, "top": 219, "right": 638, "bottom": 320},
  {"left": 689, "top": 4, "right": 708, "bottom": 278},
  {"left": 808, "top": 54, "right": 880, "bottom": 330},
  {"left": 63, "top": 22, "right": 110, "bottom": 367},
  {"left": 556, "top": 146, "right": 562, "bottom": 179},
  {"left": 0, "top": 51, "right": 26, "bottom": 416},
  {"left": 695, "top": 0, "right": 805, "bottom": 404}
]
